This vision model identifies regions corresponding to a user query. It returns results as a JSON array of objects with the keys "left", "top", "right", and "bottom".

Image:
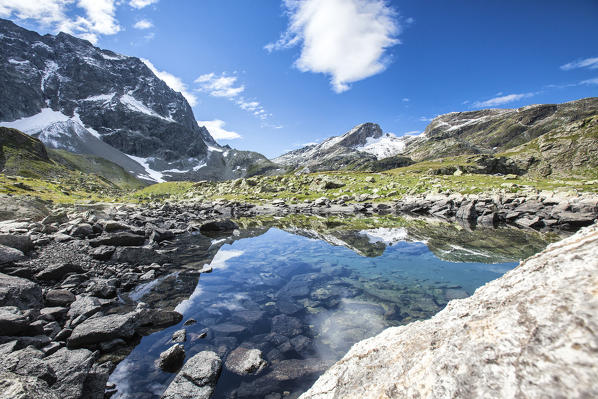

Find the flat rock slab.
[
  {"left": 161, "top": 351, "right": 222, "bottom": 399},
  {"left": 67, "top": 312, "right": 138, "bottom": 348}
]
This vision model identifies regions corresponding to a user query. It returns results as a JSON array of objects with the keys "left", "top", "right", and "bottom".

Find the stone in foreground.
[
  {"left": 161, "top": 351, "right": 222, "bottom": 399},
  {"left": 299, "top": 224, "right": 598, "bottom": 398}
]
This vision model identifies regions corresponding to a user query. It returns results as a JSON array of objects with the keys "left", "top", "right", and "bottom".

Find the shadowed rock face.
[
  {"left": 0, "top": 18, "right": 275, "bottom": 181},
  {"left": 299, "top": 223, "right": 598, "bottom": 399}
]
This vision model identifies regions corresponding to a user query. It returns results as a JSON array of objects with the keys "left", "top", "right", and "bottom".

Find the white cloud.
[
  {"left": 402, "top": 97, "right": 410, "bottom": 102},
  {"left": 197, "top": 120, "right": 242, "bottom": 140},
  {"left": 194, "top": 73, "right": 273, "bottom": 120},
  {"left": 133, "top": 19, "right": 153, "bottom": 29},
  {"left": 141, "top": 58, "right": 197, "bottom": 106},
  {"left": 266, "top": 0, "right": 401, "bottom": 93},
  {"left": 560, "top": 57, "right": 598, "bottom": 71},
  {"left": 129, "top": 0, "right": 158, "bottom": 9},
  {"left": 0, "top": 0, "right": 121, "bottom": 44},
  {"left": 419, "top": 116, "right": 434, "bottom": 122},
  {"left": 580, "top": 77, "right": 598, "bottom": 85},
  {"left": 195, "top": 73, "right": 245, "bottom": 98},
  {"left": 472, "top": 93, "right": 535, "bottom": 108},
  {"left": 403, "top": 130, "right": 420, "bottom": 135}
]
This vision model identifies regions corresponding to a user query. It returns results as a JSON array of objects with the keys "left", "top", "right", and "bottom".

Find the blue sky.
[{"left": 2, "top": 0, "right": 597, "bottom": 158}]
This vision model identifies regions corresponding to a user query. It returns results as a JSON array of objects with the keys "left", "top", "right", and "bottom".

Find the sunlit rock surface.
[{"left": 300, "top": 224, "right": 598, "bottom": 398}]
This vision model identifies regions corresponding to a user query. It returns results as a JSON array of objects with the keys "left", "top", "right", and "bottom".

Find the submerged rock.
[
  {"left": 300, "top": 224, "right": 598, "bottom": 398},
  {"left": 161, "top": 351, "right": 222, "bottom": 399},
  {"left": 224, "top": 347, "right": 267, "bottom": 376}
]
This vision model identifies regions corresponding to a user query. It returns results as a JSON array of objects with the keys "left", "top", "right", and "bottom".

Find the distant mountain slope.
[
  {"left": 0, "top": 18, "right": 271, "bottom": 181},
  {"left": 275, "top": 97, "right": 598, "bottom": 174},
  {"left": 274, "top": 123, "right": 416, "bottom": 172},
  {"left": 403, "top": 97, "right": 598, "bottom": 161},
  {"left": 0, "top": 126, "right": 144, "bottom": 190}
]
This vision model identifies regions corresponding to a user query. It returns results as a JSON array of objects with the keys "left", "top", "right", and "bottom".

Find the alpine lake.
[{"left": 106, "top": 215, "right": 559, "bottom": 399}]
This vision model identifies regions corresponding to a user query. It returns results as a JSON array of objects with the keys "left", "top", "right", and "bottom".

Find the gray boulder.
[
  {"left": 0, "top": 370, "right": 59, "bottom": 399},
  {"left": 0, "top": 273, "right": 42, "bottom": 310},
  {"left": 67, "top": 312, "right": 138, "bottom": 348},
  {"left": 161, "top": 351, "right": 222, "bottom": 399},
  {"left": 45, "top": 289, "right": 76, "bottom": 307},
  {"left": 89, "top": 245, "right": 115, "bottom": 261},
  {"left": 157, "top": 344, "right": 185, "bottom": 372},
  {"left": 0, "top": 244, "right": 24, "bottom": 264},
  {"left": 35, "top": 263, "right": 83, "bottom": 281},
  {"left": 0, "top": 306, "right": 31, "bottom": 335},
  {"left": 0, "top": 346, "right": 56, "bottom": 385},
  {"left": 44, "top": 348, "right": 95, "bottom": 399},
  {"left": 67, "top": 296, "right": 102, "bottom": 320},
  {"left": 0, "top": 234, "right": 33, "bottom": 252}
]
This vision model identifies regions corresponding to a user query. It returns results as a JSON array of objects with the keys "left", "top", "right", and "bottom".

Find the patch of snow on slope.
[
  {"left": 8, "top": 59, "right": 29, "bottom": 65},
  {"left": 72, "top": 111, "right": 101, "bottom": 138},
  {"left": 356, "top": 133, "right": 407, "bottom": 159},
  {"left": 125, "top": 154, "right": 165, "bottom": 183},
  {"left": 0, "top": 108, "right": 69, "bottom": 134},
  {"left": 120, "top": 94, "right": 174, "bottom": 122},
  {"left": 361, "top": 228, "right": 409, "bottom": 245},
  {"left": 82, "top": 93, "right": 115, "bottom": 104},
  {"left": 207, "top": 145, "right": 223, "bottom": 152},
  {"left": 41, "top": 61, "right": 59, "bottom": 91}
]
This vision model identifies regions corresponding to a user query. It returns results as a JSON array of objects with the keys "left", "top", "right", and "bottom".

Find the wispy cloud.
[
  {"left": 0, "top": 0, "right": 121, "bottom": 44},
  {"left": 195, "top": 72, "right": 273, "bottom": 120},
  {"left": 266, "top": 0, "right": 403, "bottom": 93},
  {"left": 419, "top": 116, "right": 434, "bottom": 122},
  {"left": 472, "top": 92, "right": 535, "bottom": 108},
  {"left": 141, "top": 58, "right": 197, "bottom": 106},
  {"left": 560, "top": 57, "right": 598, "bottom": 71},
  {"left": 197, "top": 120, "right": 241, "bottom": 140},
  {"left": 129, "top": 0, "right": 159, "bottom": 9},
  {"left": 195, "top": 73, "right": 245, "bottom": 98},
  {"left": 133, "top": 19, "right": 153, "bottom": 29},
  {"left": 580, "top": 77, "right": 598, "bottom": 85}
]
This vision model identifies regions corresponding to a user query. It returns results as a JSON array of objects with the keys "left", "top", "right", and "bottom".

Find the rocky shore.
[
  {"left": 299, "top": 223, "right": 598, "bottom": 398},
  {"left": 0, "top": 190, "right": 595, "bottom": 398}
]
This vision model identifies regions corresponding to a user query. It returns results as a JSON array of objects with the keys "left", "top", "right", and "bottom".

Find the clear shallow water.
[{"left": 109, "top": 221, "right": 552, "bottom": 399}]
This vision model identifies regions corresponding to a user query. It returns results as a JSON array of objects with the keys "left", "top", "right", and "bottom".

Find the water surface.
[{"left": 109, "top": 217, "right": 555, "bottom": 399}]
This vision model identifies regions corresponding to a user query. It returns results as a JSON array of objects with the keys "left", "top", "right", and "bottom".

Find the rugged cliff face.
[
  {"left": 300, "top": 223, "right": 598, "bottom": 399},
  {"left": 0, "top": 18, "right": 274, "bottom": 182}
]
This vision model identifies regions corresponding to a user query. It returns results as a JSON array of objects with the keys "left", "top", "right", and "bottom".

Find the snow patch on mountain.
[
  {"left": 355, "top": 134, "right": 407, "bottom": 159},
  {"left": 120, "top": 94, "right": 174, "bottom": 122},
  {"left": 360, "top": 228, "right": 410, "bottom": 245},
  {"left": 0, "top": 108, "right": 70, "bottom": 133},
  {"left": 125, "top": 154, "right": 165, "bottom": 183}
]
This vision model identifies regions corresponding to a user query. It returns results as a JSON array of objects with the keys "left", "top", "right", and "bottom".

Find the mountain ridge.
[{"left": 0, "top": 18, "right": 274, "bottom": 182}]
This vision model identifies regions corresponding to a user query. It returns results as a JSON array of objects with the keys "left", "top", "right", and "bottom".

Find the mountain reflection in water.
[{"left": 108, "top": 216, "right": 557, "bottom": 399}]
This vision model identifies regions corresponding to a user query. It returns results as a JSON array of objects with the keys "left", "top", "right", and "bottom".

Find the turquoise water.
[{"left": 108, "top": 223, "right": 548, "bottom": 399}]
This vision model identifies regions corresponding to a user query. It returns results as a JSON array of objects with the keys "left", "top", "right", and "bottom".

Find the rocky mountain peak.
[{"left": 0, "top": 18, "right": 271, "bottom": 182}]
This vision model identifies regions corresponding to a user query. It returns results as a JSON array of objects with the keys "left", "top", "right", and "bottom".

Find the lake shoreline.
[{"left": 0, "top": 191, "right": 596, "bottom": 398}]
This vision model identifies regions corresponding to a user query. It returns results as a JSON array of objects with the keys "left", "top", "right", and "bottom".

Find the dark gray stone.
[
  {"left": 157, "top": 344, "right": 186, "bottom": 372},
  {"left": 0, "top": 273, "right": 43, "bottom": 310},
  {"left": 67, "top": 312, "right": 138, "bottom": 348},
  {"left": 35, "top": 263, "right": 83, "bottom": 281}
]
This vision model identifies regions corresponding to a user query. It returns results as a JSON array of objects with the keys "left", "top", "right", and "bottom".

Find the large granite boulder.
[{"left": 300, "top": 224, "right": 598, "bottom": 398}]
